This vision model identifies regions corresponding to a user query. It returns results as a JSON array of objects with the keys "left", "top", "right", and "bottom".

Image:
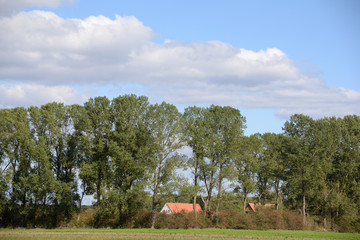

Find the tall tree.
[
  {"left": 109, "top": 95, "right": 152, "bottom": 223},
  {"left": 79, "top": 97, "right": 112, "bottom": 207},
  {"left": 333, "top": 115, "right": 360, "bottom": 231},
  {"left": 67, "top": 104, "right": 89, "bottom": 209},
  {"left": 206, "top": 105, "right": 245, "bottom": 220},
  {"left": 234, "top": 134, "right": 260, "bottom": 213},
  {"left": 28, "top": 106, "right": 57, "bottom": 225},
  {"left": 183, "top": 106, "right": 208, "bottom": 217},
  {"left": 309, "top": 117, "right": 341, "bottom": 229},
  {"left": 147, "top": 102, "right": 184, "bottom": 229},
  {"left": 283, "top": 114, "right": 318, "bottom": 224},
  {"left": 2, "top": 108, "right": 34, "bottom": 226},
  {"left": 255, "top": 134, "right": 271, "bottom": 206},
  {"left": 31, "top": 103, "right": 79, "bottom": 222},
  {"left": 0, "top": 110, "right": 9, "bottom": 220},
  {"left": 259, "top": 133, "right": 285, "bottom": 209}
]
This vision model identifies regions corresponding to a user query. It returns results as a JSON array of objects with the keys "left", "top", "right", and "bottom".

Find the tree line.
[{"left": 0, "top": 95, "right": 359, "bottom": 232}]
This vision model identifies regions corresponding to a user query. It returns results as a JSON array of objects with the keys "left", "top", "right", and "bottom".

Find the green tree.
[
  {"left": 234, "top": 134, "right": 260, "bottom": 213},
  {"left": 259, "top": 133, "right": 285, "bottom": 209},
  {"left": 332, "top": 115, "right": 360, "bottom": 231},
  {"left": 27, "top": 106, "right": 56, "bottom": 226},
  {"left": 109, "top": 94, "right": 153, "bottom": 224},
  {"left": 1, "top": 108, "right": 35, "bottom": 226},
  {"left": 283, "top": 114, "right": 318, "bottom": 224},
  {"left": 147, "top": 102, "right": 184, "bottom": 229},
  {"left": 0, "top": 109, "right": 12, "bottom": 224},
  {"left": 206, "top": 105, "right": 245, "bottom": 220},
  {"left": 30, "top": 103, "right": 79, "bottom": 224},
  {"left": 308, "top": 116, "right": 341, "bottom": 229},
  {"left": 69, "top": 104, "right": 93, "bottom": 209},
  {"left": 183, "top": 106, "right": 208, "bottom": 217},
  {"left": 80, "top": 97, "right": 112, "bottom": 208}
]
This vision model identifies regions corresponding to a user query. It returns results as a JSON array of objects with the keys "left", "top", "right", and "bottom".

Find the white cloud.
[
  {"left": 0, "top": 84, "right": 88, "bottom": 108},
  {"left": 0, "top": 10, "right": 359, "bottom": 118},
  {"left": 0, "top": 10, "right": 154, "bottom": 84},
  {"left": 0, "top": 0, "right": 76, "bottom": 16},
  {"left": 124, "top": 41, "right": 299, "bottom": 86}
]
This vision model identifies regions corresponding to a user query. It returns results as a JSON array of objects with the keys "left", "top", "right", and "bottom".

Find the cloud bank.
[
  {"left": 0, "top": 84, "right": 87, "bottom": 108},
  {"left": 0, "top": 0, "right": 76, "bottom": 16},
  {"left": 0, "top": 9, "right": 359, "bottom": 117}
]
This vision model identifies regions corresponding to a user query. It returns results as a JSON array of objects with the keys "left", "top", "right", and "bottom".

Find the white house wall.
[{"left": 160, "top": 203, "right": 172, "bottom": 214}]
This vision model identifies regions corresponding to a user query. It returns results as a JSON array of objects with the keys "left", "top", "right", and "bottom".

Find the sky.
[{"left": 0, "top": 0, "right": 359, "bottom": 135}]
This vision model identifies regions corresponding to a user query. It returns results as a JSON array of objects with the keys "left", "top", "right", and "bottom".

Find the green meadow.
[{"left": 0, "top": 229, "right": 359, "bottom": 240}]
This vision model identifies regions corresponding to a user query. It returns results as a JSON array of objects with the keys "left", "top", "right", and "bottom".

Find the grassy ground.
[{"left": 0, "top": 229, "right": 359, "bottom": 240}]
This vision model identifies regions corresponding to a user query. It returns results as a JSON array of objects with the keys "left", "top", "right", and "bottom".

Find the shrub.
[
  {"left": 253, "top": 207, "right": 283, "bottom": 230},
  {"left": 218, "top": 211, "right": 254, "bottom": 229},
  {"left": 130, "top": 209, "right": 152, "bottom": 228},
  {"left": 64, "top": 206, "right": 312, "bottom": 231},
  {"left": 68, "top": 208, "right": 95, "bottom": 228},
  {"left": 284, "top": 210, "right": 304, "bottom": 230},
  {"left": 91, "top": 204, "right": 119, "bottom": 228}
]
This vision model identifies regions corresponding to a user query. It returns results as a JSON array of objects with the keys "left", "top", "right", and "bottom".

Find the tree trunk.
[
  {"left": 151, "top": 194, "right": 157, "bottom": 229},
  {"left": 193, "top": 195, "right": 197, "bottom": 218},
  {"left": 302, "top": 194, "right": 306, "bottom": 225},
  {"left": 193, "top": 160, "right": 198, "bottom": 218},
  {"left": 204, "top": 199, "right": 209, "bottom": 217},
  {"left": 200, "top": 195, "right": 207, "bottom": 217},
  {"left": 96, "top": 184, "right": 101, "bottom": 206},
  {"left": 323, "top": 191, "right": 328, "bottom": 229},
  {"left": 79, "top": 191, "right": 85, "bottom": 209},
  {"left": 302, "top": 171, "right": 306, "bottom": 225},
  {"left": 275, "top": 180, "right": 280, "bottom": 210},
  {"left": 257, "top": 193, "right": 262, "bottom": 205},
  {"left": 96, "top": 167, "right": 101, "bottom": 206},
  {"left": 215, "top": 178, "right": 223, "bottom": 222},
  {"left": 243, "top": 193, "right": 248, "bottom": 213},
  {"left": 202, "top": 184, "right": 213, "bottom": 217},
  {"left": 43, "top": 192, "right": 47, "bottom": 206}
]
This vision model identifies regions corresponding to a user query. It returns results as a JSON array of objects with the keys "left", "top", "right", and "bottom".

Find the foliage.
[
  {"left": 0, "top": 96, "right": 359, "bottom": 232},
  {"left": 146, "top": 101, "right": 185, "bottom": 228}
]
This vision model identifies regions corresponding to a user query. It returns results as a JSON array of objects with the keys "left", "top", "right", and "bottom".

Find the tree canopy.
[{"left": 0, "top": 95, "right": 359, "bottom": 232}]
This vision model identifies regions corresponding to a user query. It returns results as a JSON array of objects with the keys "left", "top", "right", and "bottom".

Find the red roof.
[
  {"left": 247, "top": 203, "right": 275, "bottom": 212},
  {"left": 247, "top": 203, "right": 256, "bottom": 212},
  {"left": 166, "top": 203, "right": 203, "bottom": 214}
]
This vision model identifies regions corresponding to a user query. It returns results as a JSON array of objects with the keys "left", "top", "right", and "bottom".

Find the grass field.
[{"left": 0, "top": 228, "right": 359, "bottom": 240}]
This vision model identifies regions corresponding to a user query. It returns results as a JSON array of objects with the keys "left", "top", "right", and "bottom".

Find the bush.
[
  {"left": 92, "top": 205, "right": 118, "bottom": 228},
  {"left": 154, "top": 212, "right": 211, "bottom": 229},
  {"left": 68, "top": 208, "right": 95, "bottom": 228},
  {"left": 130, "top": 209, "right": 152, "bottom": 228},
  {"left": 217, "top": 211, "right": 254, "bottom": 229},
  {"left": 283, "top": 210, "right": 304, "bottom": 230},
  {"left": 252, "top": 207, "right": 282, "bottom": 230},
  {"left": 62, "top": 206, "right": 312, "bottom": 231}
]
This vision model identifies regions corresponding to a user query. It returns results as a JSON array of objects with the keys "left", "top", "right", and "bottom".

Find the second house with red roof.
[{"left": 160, "top": 203, "right": 203, "bottom": 215}]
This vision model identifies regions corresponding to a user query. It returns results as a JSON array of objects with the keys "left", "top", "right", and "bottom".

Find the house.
[
  {"left": 160, "top": 203, "right": 203, "bottom": 215},
  {"left": 245, "top": 202, "right": 275, "bottom": 213}
]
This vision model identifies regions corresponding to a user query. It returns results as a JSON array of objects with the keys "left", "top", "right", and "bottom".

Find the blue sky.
[{"left": 1, "top": 0, "right": 359, "bottom": 135}]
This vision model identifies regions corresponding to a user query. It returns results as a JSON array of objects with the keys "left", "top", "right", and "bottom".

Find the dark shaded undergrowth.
[{"left": 65, "top": 207, "right": 314, "bottom": 231}]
